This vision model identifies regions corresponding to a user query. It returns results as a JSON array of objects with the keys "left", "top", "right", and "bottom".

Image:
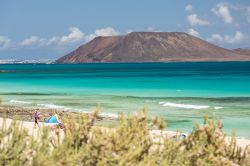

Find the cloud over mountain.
[
  {"left": 212, "top": 3, "right": 233, "bottom": 24},
  {"left": 187, "top": 28, "right": 200, "bottom": 37},
  {"left": 207, "top": 31, "right": 244, "bottom": 44},
  {"left": 85, "top": 27, "right": 120, "bottom": 42},
  {"left": 187, "top": 14, "right": 209, "bottom": 26}
]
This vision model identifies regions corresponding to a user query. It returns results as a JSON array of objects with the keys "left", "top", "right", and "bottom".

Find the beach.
[
  {"left": 1, "top": 104, "right": 250, "bottom": 149},
  {"left": 2, "top": 1, "right": 250, "bottom": 164},
  {"left": 0, "top": 104, "right": 117, "bottom": 127}
]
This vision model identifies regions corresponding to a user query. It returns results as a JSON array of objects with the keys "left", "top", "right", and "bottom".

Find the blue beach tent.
[{"left": 46, "top": 115, "right": 59, "bottom": 123}]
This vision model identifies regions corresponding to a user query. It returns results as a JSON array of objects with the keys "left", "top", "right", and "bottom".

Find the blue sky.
[{"left": 0, "top": 0, "right": 250, "bottom": 60}]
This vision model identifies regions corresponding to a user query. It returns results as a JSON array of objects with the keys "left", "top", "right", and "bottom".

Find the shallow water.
[{"left": 0, "top": 62, "right": 250, "bottom": 138}]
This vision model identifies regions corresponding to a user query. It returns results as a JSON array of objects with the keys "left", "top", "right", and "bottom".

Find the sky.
[{"left": 0, "top": 0, "right": 250, "bottom": 60}]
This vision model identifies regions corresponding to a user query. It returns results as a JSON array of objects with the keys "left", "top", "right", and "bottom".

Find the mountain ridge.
[
  {"left": 56, "top": 32, "right": 250, "bottom": 63},
  {"left": 233, "top": 48, "right": 250, "bottom": 56}
]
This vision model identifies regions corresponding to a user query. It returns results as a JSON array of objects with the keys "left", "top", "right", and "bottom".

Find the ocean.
[{"left": 0, "top": 62, "right": 250, "bottom": 138}]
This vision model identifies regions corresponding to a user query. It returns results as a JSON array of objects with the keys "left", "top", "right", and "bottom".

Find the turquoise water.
[{"left": 0, "top": 62, "right": 250, "bottom": 138}]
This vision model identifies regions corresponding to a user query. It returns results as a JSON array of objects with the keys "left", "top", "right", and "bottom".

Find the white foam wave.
[
  {"left": 214, "top": 106, "right": 223, "bottom": 110},
  {"left": 71, "top": 109, "right": 118, "bottom": 119},
  {"left": 99, "top": 113, "right": 118, "bottom": 119},
  {"left": 37, "top": 103, "right": 69, "bottom": 110},
  {"left": 10, "top": 100, "right": 32, "bottom": 104},
  {"left": 159, "top": 101, "right": 165, "bottom": 105},
  {"left": 159, "top": 102, "right": 210, "bottom": 109},
  {"left": 72, "top": 109, "right": 91, "bottom": 114}
]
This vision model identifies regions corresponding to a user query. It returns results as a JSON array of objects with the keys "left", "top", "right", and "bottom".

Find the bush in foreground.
[{"left": 0, "top": 111, "right": 249, "bottom": 165}]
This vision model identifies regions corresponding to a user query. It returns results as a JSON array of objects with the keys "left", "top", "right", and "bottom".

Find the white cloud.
[
  {"left": 19, "top": 27, "right": 85, "bottom": 48},
  {"left": 125, "top": 29, "right": 133, "bottom": 34},
  {"left": 212, "top": 4, "right": 233, "bottom": 24},
  {"left": 60, "top": 27, "right": 84, "bottom": 43},
  {"left": 46, "top": 27, "right": 84, "bottom": 46},
  {"left": 224, "top": 31, "right": 244, "bottom": 44},
  {"left": 147, "top": 27, "right": 161, "bottom": 32},
  {"left": 207, "top": 31, "right": 244, "bottom": 44},
  {"left": 185, "top": 4, "right": 193, "bottom": 12},
  {"left": 219, "top": 3, "right": 250, "bottom": 24},
  {"left": 187, "top": 14, "right": 209, "bottom": 26},
  {"left": 20, "top": 36, "right": 44, "bottom": 46},
  {"left": 1, "top": 27, "right": 119, "bottom": 51},
  {"left": 207, "top": 34, "right": 223, "bottom": 43},
  {"left": 0, "top": 36, "right": 13, "bottom": 50},
  {"left": 46, "top": 36, "right": 60, "bottom": 46},
  {"left": 187, "top": 28, "right": 200, "bottom": 37},
  {"left": 85, "top": 27, "right": 120, "bottom": 42}
]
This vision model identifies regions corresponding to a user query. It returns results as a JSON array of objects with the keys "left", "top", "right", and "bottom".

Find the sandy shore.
[
  {"left": 0, "top": 104, "right": 250, "bottom": 149},
  {"left": 1, "top": 117, "right": 250, "bottom": 149},
  {"left": 0, "top": 104, "right": 95, "bottom": 121}
]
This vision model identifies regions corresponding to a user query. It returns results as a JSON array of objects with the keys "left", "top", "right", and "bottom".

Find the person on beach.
[{"left": 34, "top": 110, "right": 40, "bottom": 129}]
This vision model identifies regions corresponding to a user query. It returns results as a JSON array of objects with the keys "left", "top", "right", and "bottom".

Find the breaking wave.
[
  {"left": 37, "top": 103, "right": 69, "bottom": 110},
  {"left": 10, "top": 100, "right": 32, "bottom": 104},
  {"left": 159, "top": 102, "right": 223, "bottom": 110},
  {"left": 159, "top": 102, "right": 210, "bottom": 109}
]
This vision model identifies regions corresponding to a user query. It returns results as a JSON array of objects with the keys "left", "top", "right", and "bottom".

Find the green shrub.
[
  {"left": 0, "top": 110, "right": 249, "bottom": 166},
  {"left": 0, "top": 121, "right": 30, "bottom": 166}
]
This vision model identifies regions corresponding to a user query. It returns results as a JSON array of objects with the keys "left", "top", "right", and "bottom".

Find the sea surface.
[{"left": 0, "top": 62, "right": 250, "bottom": 138}]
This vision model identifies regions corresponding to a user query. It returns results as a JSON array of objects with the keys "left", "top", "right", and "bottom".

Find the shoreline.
[
  {"left": 1, "top": 104, "right": 250, "bottom": 149},
  {"left": 0, "top": 104, "right": 117, "bottom": 121},
  {"left": 0, "top": 104, "right": 86, "bottom": 122},
  {"left": 1, "top": 61, "right": 250, "bottom": 65},
  {"left": 1, "top": 117, "right": 249, "bottom": 149}
]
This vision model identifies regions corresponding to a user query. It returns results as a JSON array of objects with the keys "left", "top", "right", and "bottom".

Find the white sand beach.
[{"left": 1, "top": 117, "right": 249, "bottom": 149}]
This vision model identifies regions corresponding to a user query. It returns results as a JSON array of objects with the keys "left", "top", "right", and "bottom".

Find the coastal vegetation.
[{"left": 0, "top": 110, "right": 249, "bottom": 165}]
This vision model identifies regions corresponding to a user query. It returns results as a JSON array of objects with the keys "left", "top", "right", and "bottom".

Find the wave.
[
  {"left": 159, "top": 102, "right": 224, "bottom": 110},
  {"left": 37, "top": 103, "right": 69, "bottom": 110},
  {"left": 10, "top": 100, "right": 32, "bottom": 104},
  {"left": 214, "top": 106, "right": 223, "bottom": 110},
  {"left": 1, "top": 92, "right": 67, "bottom": 96},
  {"left": 107, "top": 95, "right": 250, "bottom": 102},
  {"left": 66, "top": 108, "right": 118, "bottom": 119},
  {"left": 99, "top": 113, "right": 118, "bottom": 119},
  {"left": 34, "top": 103, "right": 118, "bottom": 119},
  {"left": 159, "top": 102, "right": 210, "bottom": 109}
]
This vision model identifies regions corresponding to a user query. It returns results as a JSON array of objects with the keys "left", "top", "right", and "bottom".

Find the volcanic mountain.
[
  {"left": 233, "top": 48, "right": 250, "bottom": 56},
  {"left": 56, "top": 32, "right": 250, "bottom": 63}
]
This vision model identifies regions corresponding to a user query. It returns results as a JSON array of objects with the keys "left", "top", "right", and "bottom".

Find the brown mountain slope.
[
  {"left": 232, "top": 48, "right": 250, "bottom": 56},
  {"left": 56, "top": 32, "right": 250, "bottom": 63}
]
